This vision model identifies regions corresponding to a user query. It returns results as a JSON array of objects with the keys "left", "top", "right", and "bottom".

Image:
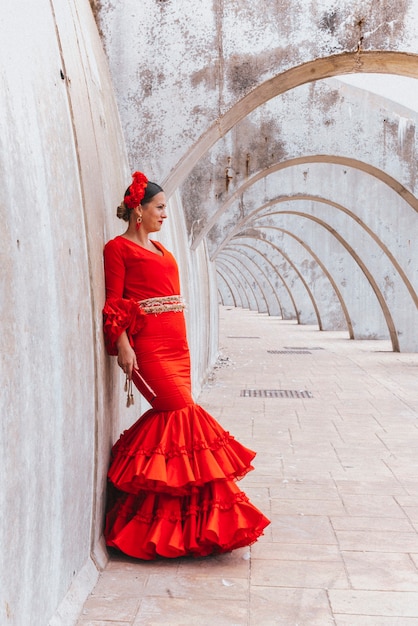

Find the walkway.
[{"left": 77, "top": 306, "right": 418, "bottom": 625}]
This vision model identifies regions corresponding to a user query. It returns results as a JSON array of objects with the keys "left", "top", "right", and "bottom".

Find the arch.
[
  {"left": 217, "top": 252, "right": 261, "bottom": 311},
  {"left": 215, "top": 258, "right": 252, "bottom": 309},
  {"left": 246, "top": 213, "right": 399, "bottom": 349},
  {"left": 226, "top": 234, "right": 352, "bottom": 336},
  {"left": 223, "top": 244, "right": 284, "bottom": 317},
  {"left": 194, "top": 155, "right": 418, "bottom": 251},
  {"left": 164, "top": 51, "right": 418, "bottom": 197},
  {"left": 216, "top": 267, "right": 237, "bottom": 307},
  {"left": 220, "top": 240, "right": 302, "bottom": 322},
  {"left": 213, "top": 193, "right": 418, "bottom": 311},
  {"left": 220, "top": 248, "right": 279, "bottom": 316}
]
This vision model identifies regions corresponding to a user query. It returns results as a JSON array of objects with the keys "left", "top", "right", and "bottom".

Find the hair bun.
[{"left": 116, "top": 202, "right": 130, "bottom": 221}]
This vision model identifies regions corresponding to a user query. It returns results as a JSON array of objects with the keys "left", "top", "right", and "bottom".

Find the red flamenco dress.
[{"left": 102, "top": 235, "right": 270, "bottom": 559}]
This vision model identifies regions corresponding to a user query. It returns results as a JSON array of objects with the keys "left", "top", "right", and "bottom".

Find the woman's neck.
[
  {"left": 122, "top": 225, "right": 162, "bottom": 255},
  {"left": 124, "top": 224, "right": 152, "bottom": 246}
]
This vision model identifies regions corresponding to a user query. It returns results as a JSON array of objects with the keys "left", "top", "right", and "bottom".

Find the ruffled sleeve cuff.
[{"left": 102, "top": 298, "right": 146, "bottom": 355}]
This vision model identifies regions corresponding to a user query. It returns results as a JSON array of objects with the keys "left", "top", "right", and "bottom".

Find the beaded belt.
[{"left": 138, "top": 295, "right": 186, "bottom": 314}]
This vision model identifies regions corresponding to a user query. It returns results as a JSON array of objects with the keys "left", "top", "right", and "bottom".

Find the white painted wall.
[
  {"left": 0, "top": 1, "right": 130, "bottom": 623},
  {"left": 98, "top": 0, "right": 418, "bottom": 352},
  {"left": 1, "top": 3, "right": 219, "bottom": 624}
]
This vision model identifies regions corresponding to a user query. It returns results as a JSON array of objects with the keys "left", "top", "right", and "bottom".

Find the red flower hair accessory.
[{"left": 124, "top": 171, "right": 148, "bottom": 209}]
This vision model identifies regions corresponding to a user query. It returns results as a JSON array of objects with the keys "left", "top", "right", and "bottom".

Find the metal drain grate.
[
  {"left": 268, "top": 350, "right": 311, "bottom": 354},
  {"left": 241, "top": 389, "right": 313, "bottom": 398},
  {"left": 284, "top": 346, "right": 325, "bottom": 350}
]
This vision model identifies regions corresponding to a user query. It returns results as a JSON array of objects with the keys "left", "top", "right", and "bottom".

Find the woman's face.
[{"left": 140, "top": 192, "right": 167, "bottom": 233}]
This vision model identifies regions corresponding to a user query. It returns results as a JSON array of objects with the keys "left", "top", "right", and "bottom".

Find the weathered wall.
[
  {"left": 0, "top": 1, "right": 130, "bottom": 624},
  {"left": 98, "top": 0, "right": 418, "bottom": 352},
  {"left": 209, "top": 80, "right": 418, "bottom": 350},
  {"left": 96, "top": 0, "right": 418, "bottom": 188},
  {"left": 2, "top": 0, "right": 418, "bottom": 624},
  {"left": 1, "top": 2, "right": 218, "bottom": 624}
]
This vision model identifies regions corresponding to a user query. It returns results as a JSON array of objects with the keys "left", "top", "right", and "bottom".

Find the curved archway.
[
  {"left": 220, "top": 251, "right": 269, "bottom": 313},
  {"left": 231, "top": 212, "right": 399, "bottom": 349},
  {"left": 194, "top": 155, "right": 418, "bottom": 251},
  {"left": 220, "top": 248, "right": 280, "bottom": 315},
  {"left": 223, "top": 233, "right": 353, "bottom": 336},
  {"left": 216, "top": 265, "right": 238, "bottom": 307},
  {"left": 216, "top": 268, "right": 237, "bottom": 307},
  {"left": 213, "top": 193, "right": 418, "bottom": 312},
  {"left": 222, "top": 244, "right": 284, "bottom": 317},
  {"left": 215, "top": 257, "right": 252, "bottom": 309},
  {"left": 164, "top": 51, "right": 418, "bottom": 197}
]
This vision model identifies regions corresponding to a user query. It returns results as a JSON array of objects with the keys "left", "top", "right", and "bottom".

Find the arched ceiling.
[
  {"left": 163, "top": 51, "right": 418, "bottom": 194},
  {"left": 97, "top": 1, "right": 418, "bottom": 351},
  {"left": 172, "top": 52, "right": 418, "bottom": 351}
]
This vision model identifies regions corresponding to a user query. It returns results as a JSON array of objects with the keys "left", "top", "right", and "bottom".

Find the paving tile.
[
  {"left": 105, "top": 552, "right": 180, "bottom": 575},
  {"left": 400, "top": 508, "right": 418, "bottom": 524},
  {"left": 342, "top": 551, "right": 418, "bottom": 591},
  {"left": 335, "top": 479, "right": 407, "bottom": 496},
  {"left": 78, "top": 594, "right": 140, "bottom": 622},
  {"left": 249, "top": 587, "right": 334, "bottom": 625},
  {"left": 77, "top": 621, "right": 131, "bottom": 626},
  {"left": 176, "top": 548, "right": 250, "bottom": 578},
  {"left": 76, "top": 618, "right": 132, "bottom": 626},
  {"left": 329, "top": 589, "right": 418, "bottom": 617},
  {"left": 339, "top": 494, "right": 405, "bottom": 518},
  {"left": 271, "top": 498, "right": 346, "bottom": 516},
  {"left": 87, "top": 570, "right": 148, "bottom": 598},
  {"left": 143, "top": 572, "right": 248, "bottom": 601},
  {"left": 251, "top": 541, "right": 342, "bottom": 562},
  {"left": 251, "top": 558, "right": 349, "bottom": 588},
  {"left": 335, "top": 616, "right": 418, "bottom": 625},
  {"left": 132, "top": 597, "right": 247, "bottom": 625},
  {"left": 271, "top": 514, "right": 338, "bottom": 545},
  {"left": 330, "top": 515, "right": 414, "bottom": 532},
  {"left": 404, "top": 482, "right": 418, "bottom": 496},
  {"left": 335, "top": 530, "right": 418, "bottom": 552},
  {"left": 330, "top": 464, "right": 401, "bottom": 480},
  {"left": 396, "top": 496, "right": 418, "bottom": 507},
  {"left": 270, "top": 479, "right": 340, "bottom": 500}
]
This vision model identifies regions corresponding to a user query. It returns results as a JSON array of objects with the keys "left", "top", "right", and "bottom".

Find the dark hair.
[
  {"left": 141, "top": 181, "right": 164, "bottom": 205},
  {"left": 117, "top": 180, "right": 164, "bottom": 221}
]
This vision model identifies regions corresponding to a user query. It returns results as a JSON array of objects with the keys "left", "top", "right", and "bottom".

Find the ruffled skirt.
[{"left": 104, "top": 311, "right": 270, "bottom": 559}]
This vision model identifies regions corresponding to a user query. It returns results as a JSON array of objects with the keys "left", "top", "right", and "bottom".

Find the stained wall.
[
  {"left": 1, "top": 0, "right": 130, "bottom": 624},
  {"left": 2, "top": 1, "right": 418, "bottom": 624},
  {"left": 97, "top": 0, "right": 418, "bottom": 352}
]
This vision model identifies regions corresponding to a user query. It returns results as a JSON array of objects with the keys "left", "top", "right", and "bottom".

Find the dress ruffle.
[
  {"left": 105, "top": 480, "right": 269, "bottom": 560},
  {"left": 102, "top": 297, "right": 146, "bottom": 355},
  {"left": 108, "top": 404, "right": 255, "bottom": 495},
  {"left": 104, "top": 404, "right": 270, "bottom": 559}
]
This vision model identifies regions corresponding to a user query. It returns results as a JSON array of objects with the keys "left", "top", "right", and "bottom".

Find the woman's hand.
[{"left": 116, "top": 332, "right": 138, "bottom": 379}]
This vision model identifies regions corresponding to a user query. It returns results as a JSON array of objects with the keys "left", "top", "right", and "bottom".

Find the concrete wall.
[
  {"left": 0, "top": 1, "right": 129, "bottom": 624},
  {"left": 97, "top": 0, "right": 418, "bottom": 352},
  {"left": 96, "top": 0, "right": 418, "bottom": 188},
  {"left": 210, "top": 82, "right": 418, "bottom": 350},
  {"left": 2, "top": 0, "right": 418, "bottom": 624},
  {"left": 1, "top": 2, "right": 218, "bottom": 624}
]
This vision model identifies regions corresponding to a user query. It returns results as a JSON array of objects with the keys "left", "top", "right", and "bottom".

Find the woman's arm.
[
  {"left": 102, "top": 240, "right": 144, "bottom": 372},
  {"left": 116, "top": 331, "right": 138, "bottom": 379}
]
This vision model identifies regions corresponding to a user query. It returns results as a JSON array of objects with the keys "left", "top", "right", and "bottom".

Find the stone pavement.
[{"left": 77, "top": 306, "right": 418, "bottom": 625}]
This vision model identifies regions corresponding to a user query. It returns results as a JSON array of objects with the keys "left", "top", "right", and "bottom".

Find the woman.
[{"left": 102, "top": 171, "right": 270, "bottom": 560}]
